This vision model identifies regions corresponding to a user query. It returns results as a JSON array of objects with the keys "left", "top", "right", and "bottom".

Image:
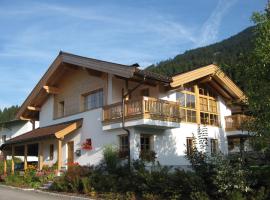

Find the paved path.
[{"left": 0, "top": 185, "right": 92, "bottom": 200}]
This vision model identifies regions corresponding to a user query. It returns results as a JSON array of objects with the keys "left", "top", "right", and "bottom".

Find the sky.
[{"left": 0, "top": 0, "right": 267, "bottom": 109}]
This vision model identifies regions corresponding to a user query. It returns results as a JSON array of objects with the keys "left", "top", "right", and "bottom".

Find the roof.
[
  {"left": 16, "top": 51, "right": 138, "bottom": 120},
  {"left": 171, "top": 64, "right": 246, "bottom": 101},
  {"left": 1, "top": 118, "right": 82, "bottom": 149},
  {"left": 134, "top": 69, "right": 172, "bottom": 83}
]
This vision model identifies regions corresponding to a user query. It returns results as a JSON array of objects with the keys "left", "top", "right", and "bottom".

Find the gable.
[
  {"left": 170, "top": 64, "right": 246, "bottom": 102},
  {"left": 16, "top": 52, "right": 137, "bottom": 120}
]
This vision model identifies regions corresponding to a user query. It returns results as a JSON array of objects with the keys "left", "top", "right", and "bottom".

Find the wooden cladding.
[
  {"left": 225, "top": 114, "right": 251, "bottom": 131},
  {"left": 103, "top": 97, "right": 180, "bottom": 124}
]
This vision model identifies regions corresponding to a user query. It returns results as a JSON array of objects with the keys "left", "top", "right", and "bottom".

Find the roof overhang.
[
  {"left": 0, "top": 118, "right": 82, "bottom": 150},
  {"left": 16, "top": 52, "right": 137, "bottom": 120},
  {"left": 170, "top": 64, "right": 247, "bottom": 102}
]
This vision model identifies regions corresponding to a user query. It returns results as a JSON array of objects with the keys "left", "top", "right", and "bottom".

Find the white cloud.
[{"left": 195, "top": 0, "right": 238, "bottom": 47}]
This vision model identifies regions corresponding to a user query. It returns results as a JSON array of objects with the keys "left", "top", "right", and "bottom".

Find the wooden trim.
[
  {"left": 55, "top": 120, "right": 82, "bottom": 139},
  {"left": 24, "top": 144, "right": 28, "bottom": 171},
  {"left": 194, "top": 85, "right": 201, "bottom": 124},
  {"left": 38, "top": 142, "right": 43, "bottom": 171},
  {"left": 57, "top": 139, "right": 62, "bottom": 171},
  {"left": 171, "top": 64, "right": 246, "bottom": 101},
  {"left": 27, "top": 106, "right": 41, "bottom": 111},
  {"left": 43, "top": 86, "right": 60, "bottom": 94},
  {"left": 16, "top": 55, "right": 63, "bottom": 119},
  {"left": 19, "top": 116, "right": 32, "bottom": 121},
  {"left": 11, "top": 145, "right": 15, "bottom": 174}
]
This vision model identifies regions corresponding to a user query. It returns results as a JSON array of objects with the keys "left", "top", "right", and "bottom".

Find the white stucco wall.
[
  {"left": 0, "top": 121, "right": 34, "bottom": 146},
  {"left": 40, "top": 96, "right": 125, "bottom": 167}
]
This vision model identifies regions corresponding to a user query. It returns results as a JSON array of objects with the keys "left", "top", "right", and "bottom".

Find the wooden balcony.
[
  {"left": 102, "top": 97, "right": 180, "bottom": 127},
  {"left": 225, "top": 114, "right": 251, "bottom": 132}
]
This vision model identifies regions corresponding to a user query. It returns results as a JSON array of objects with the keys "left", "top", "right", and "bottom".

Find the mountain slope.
[{"left": 147, "top": 26, "right": 255, "bottom": 87}]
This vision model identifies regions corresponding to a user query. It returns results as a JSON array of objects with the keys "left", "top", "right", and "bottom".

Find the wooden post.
[
  {"left": 3, "top": 154, "right": 7, "bottom": 175},
  {"left": 11, "top": 145, "right": 15, "bottom": 174},
  {"left": 194, "top": 84, "right": 201, "bottom": 124},
  {"left": 24, "top": 144, "right": 28, "bottom": 171},
  {"left": 57, "top": 139, "right": 63, "bottom": 172},
  {"left": 38, "top": 142, "right": 43, "bottom": 171}
]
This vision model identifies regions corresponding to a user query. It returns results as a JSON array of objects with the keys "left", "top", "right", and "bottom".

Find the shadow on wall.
[{"left": 154, "top": 130, "right": 190, "bottom": 168}]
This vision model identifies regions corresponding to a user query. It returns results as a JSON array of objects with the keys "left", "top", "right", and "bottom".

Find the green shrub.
[{"left": 103, "top": 145, "right": 120, "bottom": 173}]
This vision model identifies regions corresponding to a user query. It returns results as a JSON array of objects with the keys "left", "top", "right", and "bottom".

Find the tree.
[{"left": 242, "top": 2, "right": 270, "bottom": 153}]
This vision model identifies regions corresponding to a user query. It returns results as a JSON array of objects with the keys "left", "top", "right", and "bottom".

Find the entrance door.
[{"left": 67, "top": 141, "right": 74, "bottom": 164}]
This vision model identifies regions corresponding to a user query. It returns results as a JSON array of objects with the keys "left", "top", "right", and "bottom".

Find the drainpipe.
[{"left": 121, "top": 77, "right": 146, "bottom": 169}]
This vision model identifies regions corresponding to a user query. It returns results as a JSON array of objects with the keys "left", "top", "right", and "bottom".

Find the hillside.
[
  {"left": 147, "top": 26, "right": 255, "bottom": 87},
  {"left": 0, "top": 105, "right": 19, "bottom": 123}
]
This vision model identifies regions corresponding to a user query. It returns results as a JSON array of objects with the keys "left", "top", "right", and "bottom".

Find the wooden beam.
[
  {"left": 24, "top": 144, "right": 28, "bottom": 171},
  {"left": 38, "top": 142, "right": 43, "bottom": 171},
  {"left": 27, "top": 106, "right": 41, "bottom": 111},
  {"left": 208, "top": 80, "right": 233, "bottom": 100},
  {"left": 55, "top": 121, "right": 82, "bottom": 139},
  {"left": 57, "top": 139, "right": 62, "bottom": 172},
  {"left": 11, "top": 146, "right": 15, "bottom": 174},
  {"left": 198, "top": 76, "right": 212, "bottom": 84},
  {"left": 194, "top": 84, "right": 201, "bottom": 124},
  {"left": 20, "top": 116, "right": 33, "bottom": 121},
  {"left": 43, "top": 86, "right": 60, "bottom": 94}
]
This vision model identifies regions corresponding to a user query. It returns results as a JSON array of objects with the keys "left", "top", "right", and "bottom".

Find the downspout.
[{"left": 121, "top": 76, "right": 146, "bottom": 169}]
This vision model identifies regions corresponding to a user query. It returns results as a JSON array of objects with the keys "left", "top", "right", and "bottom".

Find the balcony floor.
[{"left": 102, "top": 118, "right": 180, "bottom": 131}]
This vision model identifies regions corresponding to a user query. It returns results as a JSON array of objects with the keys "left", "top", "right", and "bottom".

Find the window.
[
  {"left": 200, "top": 112, "right": 209, "bottom": 124},
  {"left": 199, "top": 85, "right": 219, "bottom": 126},
  {"left": 58, "top": 101, "right": 65, "bottom": 117},
  {"left": 119, "top": 135, "right": 129, "bottom": 158},
  {"left": 177, "top": 88, "right": 196, "bottom": 123},
  {"left": 211, "top": 139, "right": 218, "bottom": 154},
  {"left": 186, "top": 137, "right": 194, "bottom": 156},
  {"left": 140, "top": 135, "right": 151, "bottom": 152},
  {"left": 83, "top": 89, "right": 103, "bottom": 110},
  {"left": 187, "top": 110, "right": 196, "bottom": 123},
  {"left": 49, "top": 144, "right": 54, "bottom": 160},
  {"left": 209, "top": 99, "right": 217, "bottom": 113},
  {"left": 140, "top": 88, "right": 149, "bottom": 97}
]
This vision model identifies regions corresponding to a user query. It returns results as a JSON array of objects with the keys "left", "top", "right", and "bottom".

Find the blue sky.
[{"left": 0, "top": 0, "right": 267, "bottom": 109}]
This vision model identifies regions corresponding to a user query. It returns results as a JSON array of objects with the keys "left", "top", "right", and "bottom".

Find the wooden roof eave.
[
  {"left": 16, "top": 52, "right": 137, "bottom": 120},
  {"left": 170, "top": 64, "right": 247, "bottom": 102},
  {"left": 16, "top": 55, "right": 63, "bottom": 120}
]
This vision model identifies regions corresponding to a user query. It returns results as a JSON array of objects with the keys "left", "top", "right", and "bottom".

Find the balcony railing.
[
  {"left": 102, "top": 97, "right": 180, "bottom": 124},
  {"left": 225, "top": 114, "right": 251, "bottom": 131}
]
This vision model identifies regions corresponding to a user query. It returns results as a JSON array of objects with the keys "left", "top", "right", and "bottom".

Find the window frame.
[
  {"left": 198, "top": 85, "right": 220, "bottom": 126},
  {"left": 177, "top": 89, "right": 196, "bottom": 123},
  {"left": 186, "top": 137, "right": 194, "bottom": 156},
  {"left": 140, "top": 135, "right": 152, "bottom": 152},
  {"left": 82, "top": 88, "right": 104, "bottom": 111},
  {"left": 210, "top": 139, "right": 219, "bottom": 155},
  {"left": 119, "top": 135, "right": 129, "bottom": 153}
]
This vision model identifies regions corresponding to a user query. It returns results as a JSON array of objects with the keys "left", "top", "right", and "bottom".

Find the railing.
[
  {"left": 103, "top": 97, "right": 180, "bottom": 124},
  {"left": 225, "top": 114, "right": 251, "bottom": 131}
]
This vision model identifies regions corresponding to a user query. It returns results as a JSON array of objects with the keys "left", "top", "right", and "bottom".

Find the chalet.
[{"left": 0, "top": 52, "right": 251, "bottom": 173}]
